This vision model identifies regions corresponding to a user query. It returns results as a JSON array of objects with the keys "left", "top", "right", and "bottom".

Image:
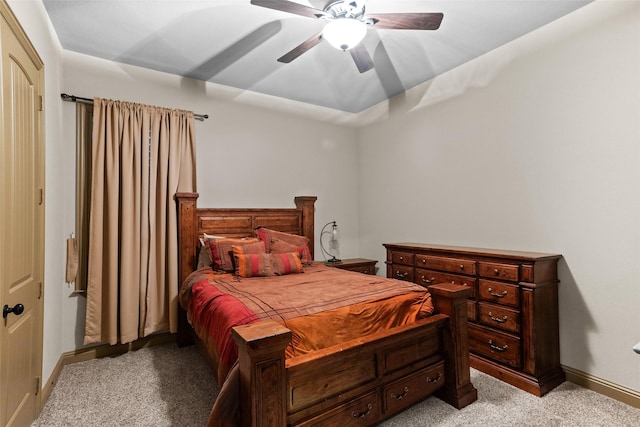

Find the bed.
[{"left": 175, "top": 193, "right": 477, "bottom": 426}]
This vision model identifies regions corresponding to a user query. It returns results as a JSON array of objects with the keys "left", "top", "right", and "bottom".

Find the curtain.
[
  {"left": 75, "top": 102, "right": 93, "bottom": 292},
  {"left": 84, "top": 98, "right": 196, "bottom": 345}
]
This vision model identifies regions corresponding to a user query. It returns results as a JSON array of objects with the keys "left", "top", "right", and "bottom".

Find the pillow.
[
  {"left": 197, "top": 233, "right": 224, "bottom": 269},
  {"left": 234, "top": 252, "right": 303, "bottom": 278},
  {"left": 270, "top": 252, "right": 303, "bottom": 276},
  {"left": 209, "top": 238, "right": 261, "bottom": 272},
  {"left": 255, "top": 227, "right": 312, "bottom": 264},
  {"left": 234, "top": 253, "right": 273, "bottom": 278}
]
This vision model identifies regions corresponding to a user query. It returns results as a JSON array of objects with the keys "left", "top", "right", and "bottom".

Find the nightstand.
[{"left": 324, "top": 258, "right": 377, "bottom": 275}]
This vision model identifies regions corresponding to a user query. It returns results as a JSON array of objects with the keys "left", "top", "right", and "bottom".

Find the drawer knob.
[
  {"left": 396, "top": 271, "right": 409, "bottom": 279},
  {"left": 460, "top": 264, "right": 465, "bottom": 270},
  {"left": 488, "top": 312, "right": 508, "bottom": 323},
  {"left": 488, "top": 340, "right": 508, "bottom": 352},
  {"left": 494, "top": 268, "right": 500, "bottom": 275},
  {"left": 351, "top": 403, "right": 372, "bottom": 419},
  {"left": 487, "top": 288, "right": 508, "bottom": 298},
  {"left": 422, "top": 259, "right": 426, "bottom": 264},
  {"left": 427, "top": 372, "right": 442, "bottom": 384},
  {"left": 391, "top": 387, "right": 409, "bottom": 401},
  {"left": 399, "top": 256, "right": 404, "bottom": 261},
  {"left": 422, "top": 276, "right": 435, "bottom": 284}
]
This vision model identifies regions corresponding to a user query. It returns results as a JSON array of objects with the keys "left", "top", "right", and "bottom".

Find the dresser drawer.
[
  {"left": 478, "top": 302, "right": 520, "bottom": 334},
  {"left": 391, "top": 252, "right": 414, "bottom": 266},
  {"left": 297, "top": 389, "right": 382, "bottom": 427},
  {"left": 416, "top": 269, "right": 476, "bottom": 297},
  {"left": 469, "top": 324, "right": 521, "bottom": 369},
  {"left": 415, "top": 255, "right": 477, "bottom": 275},
  {"left": 478, "top": 261, "right": 519, "bottom": 282},
  {"left": 383, "top": 361, "right": 445, "bottom": 415},
  {"left": 478, "top": 280, "right": 519, "bottom": 308},
  {"left": 467, "top": 300, "right": 477, "bottom": 322},
  {"left": 390, "top": 265, "right": 414, "bottom": 282}
]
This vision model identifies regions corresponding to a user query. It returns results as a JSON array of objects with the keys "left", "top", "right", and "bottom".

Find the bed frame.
[{"left": 175, "top": 193, "right": 477, "bottom": 426}]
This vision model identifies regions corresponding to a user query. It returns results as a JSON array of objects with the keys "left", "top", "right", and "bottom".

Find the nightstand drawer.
[
  {"left": 391, "top": 252, "right": 414, "bottom": 266},
  {"left": 479, "top": 261, "right": 519, "bottom": 282},
  {"left": 469, "top": 324, "right": 520, "bottom": 369},
  {"left": 478, "top": 280, "right": 519, "bottom": 308},
  {"left": 416, "top": 255, "right": 476, "bottom": 275},
  {"left": 416, "top": 269, "right": 476, "bottom": 297},
  {"left": 328, "top": 259, "right": 377, "bottom": 275},
  {"left": 478, "top": 302, "right": 520, "bottom": 334},
  {"left": 390, "top": 265, "right": 414, "bottom": 282}
]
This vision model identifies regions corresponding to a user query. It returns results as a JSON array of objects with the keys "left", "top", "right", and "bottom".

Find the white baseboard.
[{"left": 563, "top": 365, "right": 640, "bottom": 409}]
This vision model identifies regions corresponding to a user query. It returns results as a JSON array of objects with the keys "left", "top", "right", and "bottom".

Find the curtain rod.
[{"left": 60, "top": 93, "right": 209, "bottom": 121}]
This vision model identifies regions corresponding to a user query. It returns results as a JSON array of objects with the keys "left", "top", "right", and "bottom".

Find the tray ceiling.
[{"left": 43, "top": 0, "right": 594, "bottom": 113}]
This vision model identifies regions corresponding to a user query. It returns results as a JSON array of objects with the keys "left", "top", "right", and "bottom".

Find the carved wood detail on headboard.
[{"left": 174, "top": 193, "right": 317, "bottom": 288}]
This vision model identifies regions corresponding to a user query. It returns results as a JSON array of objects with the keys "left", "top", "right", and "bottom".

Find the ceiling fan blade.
[
  {"left": 367, "top": 12, "right": 443, "bottom": 30},
  {"left": 349, "top": 44, "right": 374, "bottom": 73},
  {"left": 250, "top": 0, "right": 322, "bottom": 19},
  {"left": 277, "top": 31, "right": 324, "bottom": 63}
]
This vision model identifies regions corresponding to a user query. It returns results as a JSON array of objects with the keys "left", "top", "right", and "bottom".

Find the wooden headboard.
[{"left": 174, "top": 192, "right": 317, "bottom": 287}]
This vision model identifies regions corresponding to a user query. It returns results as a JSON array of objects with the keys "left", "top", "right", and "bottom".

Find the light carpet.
[{"left": 33, "top": 343, "right": 639, "bottom": 426}]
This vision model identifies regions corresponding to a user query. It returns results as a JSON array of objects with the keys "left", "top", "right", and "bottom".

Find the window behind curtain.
[{"left": 75, "top": 102, "right": 93, "bottom": 292}]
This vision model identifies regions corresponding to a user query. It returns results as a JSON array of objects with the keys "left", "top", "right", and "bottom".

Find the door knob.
[{"left": 3, "top": 304, "right": 24, "bottom": 318}]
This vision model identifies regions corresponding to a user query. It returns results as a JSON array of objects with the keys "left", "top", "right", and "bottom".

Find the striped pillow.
[
  {"left": 255, "top": 227, "right": 312, "bottom": 264},
  {"left": 209, "top": 238, "right": 262, "bottom": 272},
  {"left": 270, "top": 252, "right": 303, "bottom": 276},
  {"left": 233, "top": 251, "right": 303, "bottom": 278},
  {"left": 234, "top": 253, "right": 274, "bottom": 278}
]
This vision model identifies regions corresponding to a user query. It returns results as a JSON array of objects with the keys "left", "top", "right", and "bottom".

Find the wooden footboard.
[{"left": 232, "top": 283, "right": 477, "bottom": 426}]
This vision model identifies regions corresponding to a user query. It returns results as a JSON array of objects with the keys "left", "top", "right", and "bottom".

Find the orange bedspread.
[{"left": 179, "top": 263, "right": 434, "bottom": 426}]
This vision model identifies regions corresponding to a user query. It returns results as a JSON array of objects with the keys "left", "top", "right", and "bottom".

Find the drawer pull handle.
[
  {"left": 421, "top": 276, "right": 435, "bottom": 284},
  {"left": 487, "top": 288, "right": 508, "bottom": 298},
  {"left": 427, "top": 372, "right": 442, "bottom": 384},
  {"left": 421, "top": 259, "right": 426, "bottom": 264},
  {"left": 488, "top": 340, "right": 508, "bottom": 352},
  {"left": 351, "top": 403, "right": 372, "bottom": 419},
  {"left": 488, "top": 312, "right": 508, "bottom": 323},
  {"left": 460, "top": 264, "right": 465, "bottom": 270},
  {"left": 396, "top": 271, "right": 409, "bottom": 279},
  {"left": 494, "top": 268, "right": 500, "bottom": 275},
  {"left": 391, "top": 387, "right": 409, "bottom": 401},
  {"left": 399, "top": 256, "right": 404, "bottom": 261}
]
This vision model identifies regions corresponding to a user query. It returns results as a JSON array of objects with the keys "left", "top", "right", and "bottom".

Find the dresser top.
[{"left": 383, "top": 242, "right": 561, "bottom": 262}]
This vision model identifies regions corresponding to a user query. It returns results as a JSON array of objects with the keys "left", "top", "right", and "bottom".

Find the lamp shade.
[{"left": 322, "top": 18, "right": 367, "bottom": 51}]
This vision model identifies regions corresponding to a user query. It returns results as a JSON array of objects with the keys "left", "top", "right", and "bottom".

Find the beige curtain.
[{"left": 84, "top": 98, "right": 196, "bottom": 345}]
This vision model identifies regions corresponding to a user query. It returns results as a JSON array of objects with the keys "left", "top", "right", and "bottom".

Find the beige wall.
[
  {"left": 8, "top": 0, "right": 640, "bottom": 396},
  {"left": 8, "top": 1, "right": 360, "bottom": 384},
  {"left": 357, "top": 1, "right": 640, "bottom": 392}
]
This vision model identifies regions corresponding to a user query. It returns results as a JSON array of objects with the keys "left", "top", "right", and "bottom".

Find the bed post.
[
  {"left": 294, "top": 196, "right": 316, "bottom": 258},
  {"left": 175, "top": 192, "right": 199, "bottom": 347},
  {"left": 428, "top": 283, "right": 478, "bottom": 409},
  {"left": 232, "top": 321, "right": 292, "bottom": 427}
]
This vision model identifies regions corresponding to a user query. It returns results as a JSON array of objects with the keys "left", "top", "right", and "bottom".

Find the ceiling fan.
[{"left": 250, "top": 0, "right": 444, "bottom": 73}]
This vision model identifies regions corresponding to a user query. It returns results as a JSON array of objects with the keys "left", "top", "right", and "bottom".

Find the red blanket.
[{"left": 179, "top": 263, "right": 434, "bottom": 426}]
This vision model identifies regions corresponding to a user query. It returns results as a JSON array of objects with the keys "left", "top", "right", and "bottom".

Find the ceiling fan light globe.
[{"left": 322, "top": 18, "right": 367, "bottom": 51}]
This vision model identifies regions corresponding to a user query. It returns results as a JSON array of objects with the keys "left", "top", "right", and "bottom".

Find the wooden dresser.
[{"left": 384, "top": 242, "right": 564, "bottom": 396}]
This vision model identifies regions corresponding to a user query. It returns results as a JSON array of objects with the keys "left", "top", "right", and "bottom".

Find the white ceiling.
[{"left": 43, "top": 0, "right": 594, "bottom": 113}]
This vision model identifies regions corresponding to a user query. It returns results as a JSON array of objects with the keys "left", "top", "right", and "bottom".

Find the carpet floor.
[{"left": 33, "top": 343, "right": 639, "bottom": 426}]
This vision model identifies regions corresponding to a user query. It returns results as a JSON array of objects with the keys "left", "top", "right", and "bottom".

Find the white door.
[{"left": 0, "top": 2, "right": 45, "bottom": 426}]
